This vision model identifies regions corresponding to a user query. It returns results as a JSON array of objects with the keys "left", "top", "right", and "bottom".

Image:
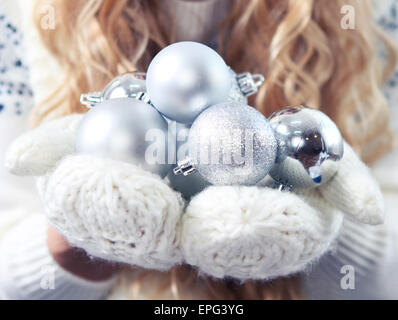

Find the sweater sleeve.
[
  {"left": 0, "top": 1, "right": 42, "bottom": 240},
  {"left": 372, "top": 0, "right": 398, "bottom": 190}
]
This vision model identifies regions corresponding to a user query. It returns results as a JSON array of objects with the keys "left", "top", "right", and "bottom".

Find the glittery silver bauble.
[
  {"left": 268, "top": 106, "right": 344, "bottom": 189},
  {"left": 75, "top": 98, "right": 171, "bottom": 177},
  {"left": 175, "top": 102, "right": 277, "bottom": 185},
  {"left": 146, "top": 41, "right": 232, "bottom": 124},
  {"left": 102, "top": 72, "right": 147, "bottom": 101}
]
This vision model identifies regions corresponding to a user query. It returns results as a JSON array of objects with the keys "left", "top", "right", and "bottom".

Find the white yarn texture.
[
  {"left": 5, "top": 114, "right": 385, "bottom": 280},
  {"left": 5, "top": 114, "right": 84, "bottom": 176},
  {"left": 318, "top": 142, "right": 385, "bottom": 225},
  {"left": 37, "top": 154, "right": 184, "bottom": 270},
  {"left": 182, "top": 186, "right": 343, "bottom": 280}
]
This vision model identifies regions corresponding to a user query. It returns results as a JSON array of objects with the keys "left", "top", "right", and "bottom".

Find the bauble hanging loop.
[{"left": 236, "top": 72, "right": 265, "bottom": 97}]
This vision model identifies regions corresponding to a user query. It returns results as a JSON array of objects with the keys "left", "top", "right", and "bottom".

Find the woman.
[{"left": 0, "top": 0, "right": 397, "bottom": 299}]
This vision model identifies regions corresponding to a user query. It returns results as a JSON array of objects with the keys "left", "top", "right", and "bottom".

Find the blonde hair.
[
  {"left": 117, "top": 266, "right": 301, "bottom": 300},
  {"left": 32, "top": 0, "right": 396, "bottom": 299}
]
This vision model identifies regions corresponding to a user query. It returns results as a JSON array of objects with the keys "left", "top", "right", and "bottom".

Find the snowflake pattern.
[
  {"left": 0, "top": 3, "right": 397, "bottom": 117},
  {"left": 0, "top": 12, "right": 33, "bottom": 117},
  {"left": 377, "top": 0, "right": 398, "bottom": 99}
]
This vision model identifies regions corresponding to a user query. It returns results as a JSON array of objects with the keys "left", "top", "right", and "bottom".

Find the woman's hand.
[
  {"left": 47, "top": 226, "right": 119, "bottom": 281},
  {"left": 5, "top": 114, "right": 384, "bottom": 280},
  {"left": 180, "top": 142, "right": 384, "bottom": 280},
  {"left": 6, "top": 114, "right": 184, "bottom": 270}
]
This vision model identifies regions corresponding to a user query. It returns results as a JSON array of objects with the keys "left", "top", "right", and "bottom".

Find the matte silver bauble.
[
  {"left": 174, "top": 102, "right": 277, "bottom": 185},
  {"left": 268, "top": 106, "right": 344, "bottom": 189},
  {"left": 168, "top": 171, "right": 211, "bottom": 199},
  {"left": 75, "top": 98, "right": 171, "bottom": 177},
  {"left": 146, "top": 41, "right": 232, "bottom": 124}
]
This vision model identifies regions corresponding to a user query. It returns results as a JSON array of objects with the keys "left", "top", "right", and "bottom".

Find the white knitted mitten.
[
  {"left": 6, "top": 114, "right": 185, "bottom": 270},
  {"left": 317, "top": 143, "right": 385, "bottom": 225},
  {"left": 180, "top": 142, "right": 384, "bottom": 280},
  {"left": 5, "top": 114, "right": 84, "bottom": 176},
  {"left": 181, "top": 186, "right": 343, "bottom": 280},
  {"left": 6, "top": 115, "right": 384, "bottom": 281}
]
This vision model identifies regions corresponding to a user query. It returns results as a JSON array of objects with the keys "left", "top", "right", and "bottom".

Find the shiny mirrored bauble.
[
  {"left": 268, "top": 106, "right": 344, "bottom": 189},
  {"left": 102, "top": 72, "right": 147, "bottom": 101},
  {"left": 80, "top": 72, "right": 148, "bottom": 108},
  {"left": 146, "top": 41, "right": 232, "bottom": 124},
  {"left": 187, "top": 102, "right": 277, "bottom": 185},
  {"left": 75, "top": 98, "right": 171, "bottom": 178}
]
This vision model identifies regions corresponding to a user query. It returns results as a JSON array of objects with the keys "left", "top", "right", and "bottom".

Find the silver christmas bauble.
[
  {"left": 167, "top": 122, "right": 211, "bottom": 198},
  {"left": 102, "top": 72, "right": 147, "bottom": 101},
  {"left": 146, "top": 41, "right": 232, "bottom": 124},
  {"left": 268, "top": 106, "right": 344, "bottom": 189},
  {"left": 168, "top": 171, "right": 211, "bottom": 199},
  {"left": 75, "top": 98, "right": 171, "bottom": 177},
  {"left": 183, "top": 102, "right": 277, "bottom": 185},
  {"left": 80, "top": 72, "right": 148, "bottom": 108}
]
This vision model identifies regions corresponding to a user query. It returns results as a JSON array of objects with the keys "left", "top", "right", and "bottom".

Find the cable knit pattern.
[
  {"left": 319, "top": 142, "right": 385, "bottom": 225},
  {"left": 5, "top": 114, "right": 84, "bottom": 176},
  {"left": 37, "top": 154, "right": 184, "bottom": 270},
  {"left": 181, "top": 186, "right": 343, "bottom": 280}
]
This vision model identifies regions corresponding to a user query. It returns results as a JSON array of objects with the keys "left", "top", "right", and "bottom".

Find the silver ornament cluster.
[
  {"left": 173, "top": 104, "right": 344, "bottom": 189},
  {"left": 77, "top": 41, "right": 265, "bottom": 195},
  {"left": 76, "top": 41, "right": 344, "bottom": 195}
]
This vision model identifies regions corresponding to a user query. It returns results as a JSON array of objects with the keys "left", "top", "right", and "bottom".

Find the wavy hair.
[{"left": 32, "top": 0, "right": 396, "bottom": 299}]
